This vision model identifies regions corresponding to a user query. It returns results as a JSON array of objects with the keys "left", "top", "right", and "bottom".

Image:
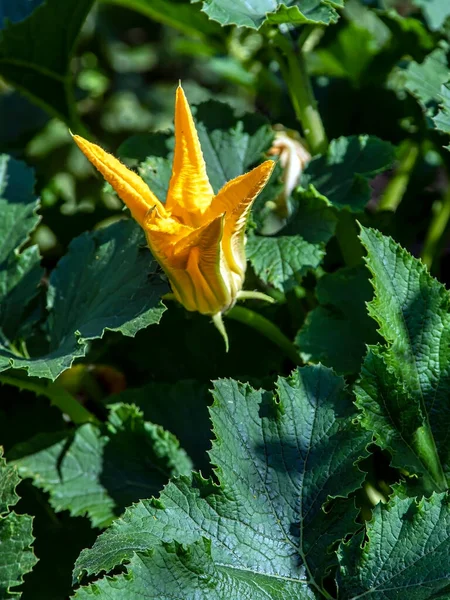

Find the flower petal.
[
  {"left": 165, "top": 85, "right": 214, "bottom": 225},
  {"left": 209, "top": 160, "right": 275, "bottom": 275},
  {"left": 146, "top": 215, "right": 232, "bottom": 315},
  {"left": 73, "top": 135, "right": 165, "bottom": 225}
]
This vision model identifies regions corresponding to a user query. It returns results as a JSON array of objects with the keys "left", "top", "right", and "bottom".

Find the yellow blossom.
[{"left": 72, "top": 85, "right": 274, "bottom": 324}]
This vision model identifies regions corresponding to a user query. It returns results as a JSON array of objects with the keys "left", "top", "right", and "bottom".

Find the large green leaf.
[
  {"left": 0, "top": 448, "right": 37, "bottom": 597},
  {"left": 356, "top": 227, "right": 450, "bottom": 493},
  {"left": 0, "top": 155, "right": 43, "bottom": 349},
  {"left": 297, "top": 265, "right": 379, "bottom": 374},
  {"left": 73, "top": 366, "right": 369, "bottom": 598},
  {"left": 0, "top": 219, "right": 167, "bottom": 380},
  {"left": 300, "top": 136, "right": 395, "bottom": 212},
  {"left": 338, "top": 492, "right": 450, "bottom": 599},
  {"left": 247, "top": 188, "right": 337, "bottom": 290},
  {"left": 10, "top": 404, "right": 192, "bottom": 528},
  {"left": 193, "top": 0, "right": 344, "bottom": 30},
  {"left": 0, "top": 0, "right": 94, "bottom": 122}
]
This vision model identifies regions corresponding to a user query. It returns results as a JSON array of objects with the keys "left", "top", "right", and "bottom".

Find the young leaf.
[
  {"left": 297, "top": 265, "right": 380, "bottom": 374},
  {"left": 0, "top": 447, "right": 37, "bottom": 597},
  {"left": 73, "top": 366, "right": 370, "bottom": 597},
  {"left": 300, "top": 136, "right": 395, "bottom": 212},
  {"left": 338, "top": 492, "right": 450, "bottom": 599},
  {"left": 193, "top": 0, "right": 343, "bottom": 30},
  {"left": 247, "top": 188, "right": 337, "bottom": 290},
  {"left": 10, "top": 404, "right": 192, "bottom": 528},
  {"left": 0, "top": 0, "right": 94, "bottom": 123},
  {"left": 0, "top": 220, "right": 167, "bottom": 380},
  {"left": 356, "top": 227, "right": 450, "bottom": 493}
]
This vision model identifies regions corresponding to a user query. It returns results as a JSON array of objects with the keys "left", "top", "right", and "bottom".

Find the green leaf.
[
  {"left": 13, "top": 483, "right": 97, "bottom": 600},
  {"left": 434, "top": 84, "right": 450, "bottom": 147},
  {"left": 247, "top": 188, "right": 337, "bottom": 290},
  {"left": 107, "top": 380, "right": 212, "bottom": 471},
  {"left": 0, "top": 0, "right": 94, "bottom": 122},
  {"left": 104, "top": 0, "right": 222, "bottom": 40},
  {"left": 411, "top": 0, "right": 450, "bottom": 32},
  {"left": 356, "top": 227, "right": 450, "bottom": 493},
  {"left": 10, "top": 404, "right": 192, "bottom": 528},
  {"left": 0, "top": 220, "right": 167, "bottom": 380},
  {"left": 391, "top": 45, "right": 450, "bottom": 119},
  {"left": 300, "top": 136, "right": 395, "bottom": 212},
  {"left": 73, "top": 366, "right": 369, "bottom": 598},
  {"left": 0, "top": 155, "right": 43, "bottom": 347},
  {"left": 297, "top": 265, "right": 380, "bottom": 374},
  {"left": 0, "top": 448, "right": 37, "bottom": 597},
  {"left": 338, "top": 492, "right": 450, "bottom": 599},
  {"left": 193, "top": 0, "right": 343, "bottom": 30}
]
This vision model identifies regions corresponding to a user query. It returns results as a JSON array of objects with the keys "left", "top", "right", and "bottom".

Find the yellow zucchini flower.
[{"left": 72, "top": 85, "right": 274, "bottom": 332}]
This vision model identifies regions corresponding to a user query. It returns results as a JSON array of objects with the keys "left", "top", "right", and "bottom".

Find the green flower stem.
[
  {"left": 421, "top": 184, "right": 450, "bottom": 269},
  {"left": 0, "top": 372, "right": 99, "bottom": 426},
  {"left": 270, "top": 30, "right": 328, "bottom": 156},
  {"left": 378, "top": 141, "right": 420, "bottom": 212},
  {"left": 226, "top": 306, "right": 302, "bottom": 366}
]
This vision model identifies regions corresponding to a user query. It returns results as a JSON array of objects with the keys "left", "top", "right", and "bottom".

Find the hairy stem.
[
  {"left": 270, "top": 30, "right": 328, "bottom": 156},
  {"left": 226, "top": 306, "right": 302, "bottom": 365},
  {"left": 0, "top": 372, "right": 99, "bottom": 426}
]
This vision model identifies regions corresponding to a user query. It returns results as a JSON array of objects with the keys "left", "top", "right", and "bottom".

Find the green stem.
[
  {"left": 335, "top": 210, "right": 363, "bottom": 267},
  {"left": 378, "top": 141, "right": 420, "bottom": 212},
  {"left": 421, "top": 184, "right": 450, "bottom": 269},
  {"left": 270, "top": 30, "right": 328, "bottom": 155},
  {"left": 0, "top": 373, "right": 99, "bottom": 426},
  {"left": 226, "top": 306, "right": 302, "bottom": 366}
]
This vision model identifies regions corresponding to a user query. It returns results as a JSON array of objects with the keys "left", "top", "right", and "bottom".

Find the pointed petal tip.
[{"left": 260, "top": 159, "right": 276, "bottom": 175}]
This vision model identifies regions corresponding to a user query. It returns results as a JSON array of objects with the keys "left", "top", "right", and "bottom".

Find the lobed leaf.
[
  {"left": 73, "top": 366, "right": 370, "bottom": 597},
  {"left": 247, "top": 188, "right": 337, "bottom": 290},
  {"left": 338, "top": 492, "right": 450, "bottom": 599},
  {"left": 193, "top": 0, "right": 344, "bottom": 30},
  {"left": 0, "top": 448, "right": 37, "bottom": 597},
  {"left": 356, "top": 226, "right": 450, "bottom": 493},
  {"left": 0, "top": 219, "right": 167, "bottom": 380},
  {"left": 297, "top": 265, "right": 380, "bottom": 374},
  {"left": 391, "top": 45, "right": 450, "bottom": 120},
  {"left": 300, "top": 135, "right": 395, "bottom": 212},
  {"left": 10, "top": 404, "right": 192, "bottom": 528}
]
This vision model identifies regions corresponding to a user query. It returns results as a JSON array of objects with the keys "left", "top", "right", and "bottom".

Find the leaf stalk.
[
  {"left": 0, "top": 372, "right": 99, "bottom": 426},
  {"left": 226, "top": 306, "right": 302, "bottom": 365}
]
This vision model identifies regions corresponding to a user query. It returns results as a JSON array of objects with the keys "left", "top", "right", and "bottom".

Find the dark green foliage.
[{"left": 1, "top": 0, "right": 450, "bottom": 597}]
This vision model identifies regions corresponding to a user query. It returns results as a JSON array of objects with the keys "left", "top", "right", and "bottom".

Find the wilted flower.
[
  {"left": 270, "top": 128, "right": 310, "bottom": 200},
  {"left": 73, "top": 85, "right": 274, "bottom": 331}
]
